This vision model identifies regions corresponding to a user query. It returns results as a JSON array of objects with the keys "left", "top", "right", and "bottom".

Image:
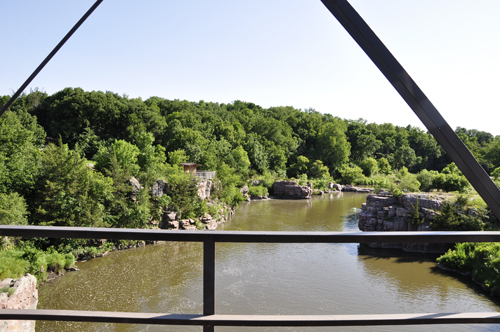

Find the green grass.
[{"left": 0, "top": 286, "right": 15, "bottom": 297}]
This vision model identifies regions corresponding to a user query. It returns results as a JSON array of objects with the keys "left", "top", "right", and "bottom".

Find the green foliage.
[
  {"left": 417, "top": 169, "right": 438, "bottom": 192},
  {"left": 338, "top": 165, "right": 365, "bottom": 184},
  {"left": 0, "top": 286, "right": 16, "bottom": 297},
  {"left": 289, "top": 155, "right": 309, "bottom": 178},
  {"left": 398, "top": 173, "right": 421, "bottom": 193},
  {"left": 0, "top": 192, "right": 28, "bottom": 226},
  {"left": 310, "top": 178, "right": 331, "bottom": 191},
  {"left": 392, "top": 188, "right": 403, "bottom": 198},
  {"left": 407, "top": 198, "right": 424, "bottom": 228},
  {"left": 433, "top": 164, "right": 470, "bottom": 192},
  {"left": 32, "top": 143, "right": 114, "bottom": 228},
  {"left": 296, "top": 173, "right": 308, "bottom": 186},
  {"left": 377, "top": 157, "right": 392, "bottom": 175},
  {"left": 211, "top": 163, "right": 246, "bottom": 206},
  {"left": 167, "top": 172, "right": 203, "bottom": 219},
  {"left": 0, "top": 248, "right": 29, "bottom": 279},
  {"left": 230, "top": 145, "right": 251, "bottom": 175},
  {"left": 358, "top": 157, "right": 378, "bottom": 177},
  {"left": 431, "top": 196, "right": 486, "bottom": 231},
  {"left": 0, "top": 109, "right": 44, "bottom": 195},
  {"left": 248, "top": 185, "right": 268, "bottom": 197},
  {"left": 437, "top": 242, "right": 500, "bottom": 297},
  {"left": 308, "top": 160, "right": 330, "bottom": 179},
  {"left": 95, "top": 139, "right": 141, "bottom": 176},
  {"left": 491, "top": 167, "right": 500, "bottom": 181}
]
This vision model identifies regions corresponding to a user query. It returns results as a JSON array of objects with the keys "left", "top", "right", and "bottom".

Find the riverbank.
[{"left": 35, "top": 192, "right": 500, "bottom": 332}]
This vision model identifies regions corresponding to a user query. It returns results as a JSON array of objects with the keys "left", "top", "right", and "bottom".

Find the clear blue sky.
[{"left": 2, "top": 1, "right": 500, "bottom": 135}]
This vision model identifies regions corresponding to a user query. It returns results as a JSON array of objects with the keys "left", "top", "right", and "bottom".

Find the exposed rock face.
[
  {"left": 0, "top": 274, "right": 38, "bottom": 332},
  {"left": 240, "top": 186, "right": 250, "bottom": 201},
  {"left": 358, "top": 193, "right": 449, "bottom": 253},
  {"left": 159, "top": 206, "right": 233, "bottom": 230},
  {"left": 273, "top": 180, "right": 312, "bottom": 199},
  {"left": 151, "top": 180, "right": 167, "bottom": 197},
  {"left": 129, "top": 177, "right": 143, "bottom": 201},
  {"left": 197, "top": 180, "right": 212, "bottom": 200},
  {"left": 343, "top": 184, "right": 374, "bottom": 193}
]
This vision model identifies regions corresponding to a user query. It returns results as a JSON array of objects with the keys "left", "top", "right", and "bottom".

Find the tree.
[
  {"left": 338, "top": 165, "right": 364, "bottom": 184},
  {"left": 231, "top": 146, "right": 251, "bottom": 175},
  {"left": 94, "top": 140, "right": 141, "bottom": 176},
  {"left": 359, "top": 157, "right": 378, "bottom": 177},
  {"left": 0, "top": 110, "right": 45, "bottom": 195},
  {"left": 377, "top": 157, "right": 392, "bottom": 175},
  {"left": 289, "top": 155, "right": 309, "bottom": 178},
  {"left": 32, "top": 143, "right": 114, "bottom": 228},
  {"left": 308, "top": 160, "right": 330, "bottom": 179}
]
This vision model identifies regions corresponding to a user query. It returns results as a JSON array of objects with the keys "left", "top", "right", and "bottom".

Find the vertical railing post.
[{"left": 203, "top": 239, "right": 215, "bottom": 332}]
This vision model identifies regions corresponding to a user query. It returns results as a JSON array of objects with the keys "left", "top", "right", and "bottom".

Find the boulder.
[
  {"left": 0, "top": 274, "right": 38, "bottom": 332},
  {"left": 273, "top": 180, "right": 312, "bottom": 199}
]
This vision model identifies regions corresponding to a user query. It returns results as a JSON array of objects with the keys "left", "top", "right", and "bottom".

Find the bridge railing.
[
  {"left": 195, "top": 171, "right": 216, "bottom": 180},
  {"left": 2, "top": 225, "right": 500, "bottom": 331}
]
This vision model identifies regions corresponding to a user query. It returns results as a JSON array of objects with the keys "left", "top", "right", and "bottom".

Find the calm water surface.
[{"left": 37, "top": 193, "right": 500, "bottom": 331}]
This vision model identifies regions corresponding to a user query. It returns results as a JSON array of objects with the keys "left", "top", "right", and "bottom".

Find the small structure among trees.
[
  {"left": 180, "top": 163, "right": 216, "bottom": 180},
  {"left": 180, "top": 162, "right": 201, "bottom": 173}
]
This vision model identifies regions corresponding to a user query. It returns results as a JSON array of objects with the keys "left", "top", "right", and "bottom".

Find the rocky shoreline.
[
  {"left": 0, "top": 274, "right": 38, "bottom": 332},
  {"left": 358, "top": 192, "right": 451, "bottom": 253}
]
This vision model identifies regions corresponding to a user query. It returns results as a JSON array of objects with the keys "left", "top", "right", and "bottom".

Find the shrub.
[
  {"left": 248, "top": 185, "right": 268, "bottom": 197},
  {"left": 358, "top": 157, "right": 378, "bottom": 177},
  {"left": 437, "top": 243, "right": 500, "bottom": 297},
  {"left": 0, "top": 249, "right": 29, "bottom": 279},
  {"left": 407, "top": 198, "right": 424, "bottom": 228},
  {"left": 431, "top": 195, "right": 486, "bottom": 231},
  {"left": 417, "top": 170, "right": 438, "bottom": 192},
  {"left": 338, "top": 165, "right": 365, "bottom": 184}
]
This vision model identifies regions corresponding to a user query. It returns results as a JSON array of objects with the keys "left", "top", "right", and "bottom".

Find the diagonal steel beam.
[
  {"left": 320, "top": 0, "right": 500, "bottom": 220},
  {"left": 0, "top": 0, "right": 104, "bottom": 117}
]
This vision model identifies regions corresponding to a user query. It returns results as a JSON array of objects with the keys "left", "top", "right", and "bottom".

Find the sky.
[{"left": 1, "top": 0, "right": 500, "bottom": 135}]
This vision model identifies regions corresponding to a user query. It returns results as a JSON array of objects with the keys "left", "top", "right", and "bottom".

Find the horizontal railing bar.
[
  {"left": 2, "top": 309, "right": 500, "bottom": 326},
  {"left": 2, "top": 225, "right": 500, "bottom": 243}
]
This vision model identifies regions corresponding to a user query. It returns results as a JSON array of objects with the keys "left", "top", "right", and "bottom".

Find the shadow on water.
[{"left": 357, "top": 244, "right": 442, "bottom": 263}]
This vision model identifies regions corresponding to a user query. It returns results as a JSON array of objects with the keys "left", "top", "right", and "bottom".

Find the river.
[{"left": 37, "top": 192, "right": 500, "bottom": 331}]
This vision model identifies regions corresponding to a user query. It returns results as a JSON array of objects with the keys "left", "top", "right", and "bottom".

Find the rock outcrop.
[
  {"left": 0, "top": 274, "right": 38, "bottom": 332},
  {"left": 273, "top": 180, "right": 312, "bottom": 199},
  {"left": 358, "top": 193, "right": 449, "bottom": 253},
  {"left": 342, "top": 184, "right": 374, "bottom": 193},
  {"left": 197, "top": 180, "right": 212, "bottom": 200},
  {"left": 159, "top": 206, "right": 234, "bottom": 231}
]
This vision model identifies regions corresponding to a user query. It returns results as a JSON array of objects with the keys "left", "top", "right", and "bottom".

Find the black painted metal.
[
  {"left": 0, "top": 0, "right": 104, "bottom": 118},
  {"left": 203, "top": 240, "right": 216, "bottom": 332},
  {"left": 3, "top": 309, "right": 500, "bottom": 327},
  {"left": 3, "top": 225, "right": 500, "bottom": 243},
  {"left": 320, "top": 0, "right": 500, "bottom": 220},
  {"left": 2, "top": 225, "right": 500, "bottom": 328}
]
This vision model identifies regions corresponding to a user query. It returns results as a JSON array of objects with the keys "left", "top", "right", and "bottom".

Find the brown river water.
[{"left": 37, "top": 192, "right": 500, "bottom": 331}]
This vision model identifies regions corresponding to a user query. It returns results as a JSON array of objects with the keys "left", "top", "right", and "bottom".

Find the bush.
[
  {"left": 338, "top": 165, "right": 365, "bottom": 184},
  {"left": 248, "top": 185, "right": 268, "bottom": 197},
  {"left": 437, "top": 243, "right": 500, "bottom": 296},
  {"left": 417, "top": 170, "right": 438, "bottom": 192},
  {"left": 358, "top": 157, "right": 378, "bottom": 177},
  {"left": 431, "top": 196, "right": 486, "bottom": 231},
  {"left": 0, "top": 249, "right": 29, "bottom": 279}
]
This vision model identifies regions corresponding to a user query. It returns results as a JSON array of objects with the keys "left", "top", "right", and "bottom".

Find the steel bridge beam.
[
  {"left": 0, "top": 0, "right": 103, "bottom": 117},
  {"left": 320, "top": 0, "right": 500, "bottom": 220}
]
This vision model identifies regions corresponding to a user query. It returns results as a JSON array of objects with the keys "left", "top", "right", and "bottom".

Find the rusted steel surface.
[
  {"left": 2, "top": 225, "right": 500, "bottom": 243},
  {"left": 320, "top": 0, "right": 500, "bottom": 221},
  {"left": 2, "top": 310, "right": 500, "bottom": 327}
]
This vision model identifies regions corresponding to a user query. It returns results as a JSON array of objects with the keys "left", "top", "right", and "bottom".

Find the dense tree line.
[{"left": 2, "top": 87, "right": 500, "bottom": 280}]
